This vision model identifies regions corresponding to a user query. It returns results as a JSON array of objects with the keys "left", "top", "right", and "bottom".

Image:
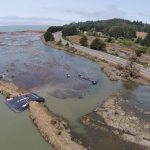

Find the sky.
[{"left": 0, "top": 0, "right": 150, "bottom": 26}]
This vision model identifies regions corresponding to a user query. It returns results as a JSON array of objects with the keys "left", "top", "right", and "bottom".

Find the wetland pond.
[{"left": 0, "top": 31, "right": 149, "bottom": 150}]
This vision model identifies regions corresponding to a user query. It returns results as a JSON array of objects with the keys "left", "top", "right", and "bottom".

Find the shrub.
[
  {"left": 118, "top": 39, "right": 133, "bottom": 47},
  {"left": 57, "top": 40, "right": 62, "bottom": 45},
  {"left": 106, "top": 37, "right": 113, "bottom": 43},
  {"left": 65, "top": 42, "right": 69, "bottom": 47},
  {"left": 51, "top": 119, "right": 57, "bottom": 125},
  {"left": 80, "top": 36, "right": 88, "bottom": 46},
  {"left": 90, "top": 38, "right": 106, "bottom": 51},
  {"left": 124, "top": 55, "right": 139, "bottom": 79},
  {"left": 135, "top": 37, "right": 143, "bottom": 43},
  {"left": 113, "top": 52, "right": 119, "bottom": 56},
  {"left": 135, "top": 47, "right": 147, "bottom": 57},
  {"left": 0, "top": 90, "right": 11, "bottom": 98}
]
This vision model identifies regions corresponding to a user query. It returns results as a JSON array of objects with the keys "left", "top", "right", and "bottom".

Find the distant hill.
[
  {"left": 45, "top": 18, "right": 150, "bottom": 40},
  {"left": 69, "top": 18, "right": 150, "bottom": 33}
]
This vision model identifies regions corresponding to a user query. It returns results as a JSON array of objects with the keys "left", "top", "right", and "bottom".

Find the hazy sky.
[{"left": 0, "top": 0, "right": 150, "bottom": 25}]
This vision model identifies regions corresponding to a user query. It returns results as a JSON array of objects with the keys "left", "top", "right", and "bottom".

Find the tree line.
[
  {"left": 44, "top": 18, "right": 150, "bottom": 48},
  {"left": 45, "top": 18, "right": 150, "bottom": 37},
  {"left": 73, "top": 18, "right": 150, "bottom": 33}
]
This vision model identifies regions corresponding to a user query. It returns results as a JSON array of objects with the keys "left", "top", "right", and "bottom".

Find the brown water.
[
  {"left": 0, "top": 31, "right": 149, "bottom": 150},
  {"left": 0, "top": 94, "right": 53, "bottom": 150}
]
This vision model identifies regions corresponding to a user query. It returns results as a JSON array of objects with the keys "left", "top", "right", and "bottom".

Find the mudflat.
[{"left": 82, "top": 93, "right": 150, "bottom": 149}]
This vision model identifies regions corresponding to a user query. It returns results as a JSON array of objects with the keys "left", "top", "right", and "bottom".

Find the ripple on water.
[{"left": 0, "top": 31, "right": 149, "bottom": 150}]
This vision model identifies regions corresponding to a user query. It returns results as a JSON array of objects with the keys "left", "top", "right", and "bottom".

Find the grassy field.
[
  {"left": 67, "top": 35, "right": 136, "bottom": 50},
  {"left": 66, "top": 34, "right": 150, "bottom": 67},
  {"left": 66, "top": 35, "right": 95, "bottom": 45},
  {"left": 66, "top": 35, "right": 107, "bottom": 45},
  {"left": 116, "top": 39, "right": 139, "bottom": 50}
]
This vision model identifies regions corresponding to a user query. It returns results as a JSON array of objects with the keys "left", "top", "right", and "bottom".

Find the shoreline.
[
  {"left": 0, "top": 31, "right": 149, "bottom": 150},
  {"left": 1, "top": 76, "right": 149, "bottom": 149},
  {"left": 0, "top": 30, "right": 46, "bottom": 34},
  {"left": 29, "top": 102, "right": 87, "bottom": 150},
  {"left": 40, "top": 35, "right": 150, "bottom": 148},
  {"left": 0, "top": 79, "right": 28, "bottom": 98},
  {"left": 0, "top": 79, "right": 87, "bottom": 150},
  {"left": 41, "top": 36, "right": 150, "bottom": 85}
]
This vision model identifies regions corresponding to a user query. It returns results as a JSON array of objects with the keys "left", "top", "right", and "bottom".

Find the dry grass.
[
  {"left": 136, "top": 32, "right": 147, "bottom": 39},
  {"left": 66, "top": 35, "right": 80, "bottom": 44},
  {"left": 66, "top": 35, "right": 95, "bottom": 45},
  {"left": 0, "top": 80, "right": 27, "bottom": 98}
]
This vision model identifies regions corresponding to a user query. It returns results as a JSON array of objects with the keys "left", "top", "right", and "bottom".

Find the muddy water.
[
  {"left": 0, "top": 94, "right": 53, "bottom": 150},
  {"left": 0, "top": 31, "right": 149, "bottom": 150}
]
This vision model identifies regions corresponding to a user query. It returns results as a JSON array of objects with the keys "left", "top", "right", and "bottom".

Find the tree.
[
  {"left": 44, "top": 32, "right": 54, "bottom": 42},
  {"left": 109, "top": 26, "right": 136, "bottom": 39},
  {"left": 80, "top": 36, "right": 88, "bottom": 46},
  {"left": 44, "top": 18, "right": 150, "bottom": 40},
  {"left": 109, "top": 26, "right": 124, "bottom": 39},
  {"left": 90, "top": 38, "right": 106, "bottom": 51},
  {"left": 62, "top": 25, "right": 78, "bottom": 36},
  {"left": 127, "top": 27, "right": 136, "bottom": 39},
  {"left": 142, "top": 33, "right": 150, "bottom": 47},
  {"left": 44, "top": 26, "right": 62, "bottom": 42},
  {"left": 46, "top": 26, "right": 63, "bottom": 33}
]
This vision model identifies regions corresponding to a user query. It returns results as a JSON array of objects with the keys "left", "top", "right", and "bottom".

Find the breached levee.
[
  {"left": 0, "top": 80, "right": 27, "bottom": 98},
  {"left": 29, "top": 102, "right": 87, "bottom": 150},
  {"left": 0, "top": 79, "right": 86, "bottom": 149},
  {"left": 82, "top": 94, "right": 150, "bottom": 149}
]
